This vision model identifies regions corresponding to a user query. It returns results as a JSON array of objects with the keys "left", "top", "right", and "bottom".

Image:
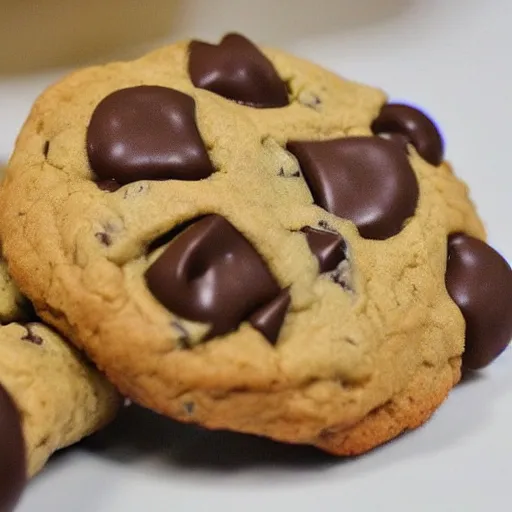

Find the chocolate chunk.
[
  {"left": 21, "top": 324, "right": 43, "bottom": 345},
  {"left": 95, "top": 232, "right": 112, "bottom": 247},
  {"left": 145, "top": 215, "right": 282, "bottom": 339},
  {"left": 287, "top": 137, "right": 419, "bottom": 240},
  {"left": 249, "top": 289, "right": 291, "bottom": 344},
  {"left": 0, "top": 383, "right": 26, "bottom": 512},
  {"left": 301, "top": 227, "right": 346, "bottom": 273},
  {"left": 43, "top": 141, "right": 50, "bottom": 158},
  {"left": 96, "top": 179, "right": 122, "bottom": 192},
  {"left": 189, "top": 33, "right": 289, "bottom": 108},
  {"left": 377, "top": 132, "right": 410, "bottom": 154},
  {"left": 372, "top": 104, "right": 444, "bottom": 166},
  {"left": 87, "top": 86, "right": 214, "bottom": 184},
  {"left": 446, "top": 233, "right": 512, "bottom": 370},
  {"left": 148, "top": 218, "right": 200, "bottom": 254}
]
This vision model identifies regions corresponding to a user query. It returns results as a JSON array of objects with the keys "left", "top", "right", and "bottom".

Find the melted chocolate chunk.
[
  {"left": 189, "top": 33, "right": 289, "bottom": 108},
  {"left": 446, "top": 233, "right": 512, "bottom": 370},
  {"left": 377, "top": 132, "right": 410, "bottom": 153},
  {"left": 87, "top": 86, "right": 214, "bottom": 184},
  {"left": 148, "top": 218, "right": 201, "bottom": 254},
  {"left": 145, "top": 215, "right": 284, "bottom": 341},
  {"left": 0, "top": 384, "right": 26, "bottom": 511},
  {"left": 96, "top": 179, "right": 122, "bottom": 192},
  {"left": 301, "top": 227, "right": 346, "bottom": 273},
  {"left": 372, "top": 104, "right": 444, "bottom": 166},
  {"left": 249, "top": 289, "right": 291, "bottom": 344},
  {"left": 287, "top": 137, "right": 419, "bottom": 240}
]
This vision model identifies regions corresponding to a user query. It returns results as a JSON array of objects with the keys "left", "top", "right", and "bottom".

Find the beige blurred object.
[{"left": 0, "top": 0, "right": 177, "bottom": 74}]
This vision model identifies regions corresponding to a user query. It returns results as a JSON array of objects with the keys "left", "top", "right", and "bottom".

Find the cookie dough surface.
[{"left": 0, "top": 35, "right": 489, "bottom": 452}]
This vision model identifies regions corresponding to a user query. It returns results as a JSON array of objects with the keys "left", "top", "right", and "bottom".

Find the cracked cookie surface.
[{"left": 1, "top": 34, "right": 510, "bottom": 455}]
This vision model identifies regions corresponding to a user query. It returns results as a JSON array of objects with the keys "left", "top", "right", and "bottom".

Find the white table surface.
[{"left": 1, "top": 1, "right": 510, "bottom": 511}]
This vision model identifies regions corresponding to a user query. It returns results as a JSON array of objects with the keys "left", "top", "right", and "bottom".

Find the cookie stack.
[{"left": 1, "top": 33, "right": 511, "bottom": 510}]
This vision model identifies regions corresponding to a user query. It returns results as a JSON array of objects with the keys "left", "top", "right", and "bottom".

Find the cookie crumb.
[{"left": 298, "top": 90, "right": 322, "bottom": 110}]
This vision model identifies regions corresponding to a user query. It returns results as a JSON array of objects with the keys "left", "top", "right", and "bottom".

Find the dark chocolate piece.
[
  {"left": 377, "top": 132, "right": 410, "bottom": 154},
  {"left": 87, "top": 86, "right": 214, "bottom": 184},
  {"left": 148, "top": 218, "right": 200, "bottom": 254},
  {"left": 145, "top": 215, "right": 281, "bottom": 339},
  {"left": 249, "top": 289, "right": 291, "bottom": 344},
  {"left": 0, "top": 383, "right": 26, "bottom": 512},
  {"left": 446, "top": 233, "right": 512, "bottom": 370},
  {"left": 189, "top": 33, "right": 289, "bottom": 108},
  {"left": 96, "top": 179, "right": 122, "bottom": 192},
  {"left": 287, "top": 136, "right": 419, "bottom": 240},
  {"left": 301, "top": 226, "right": 346, "bottom": 273},
  {"left": 95, "top": 232, "right": 112, "bottom": 247},
  {"left": 21, "top": 325, "right": 43, "bottom": 346},
  {"left": 372, "top": 103, "right": 444, "bottom": 166}
]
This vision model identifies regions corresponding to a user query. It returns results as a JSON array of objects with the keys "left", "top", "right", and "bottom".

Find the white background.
[{"left": 1, "top": 1, "right": 511, "bottom": 511}]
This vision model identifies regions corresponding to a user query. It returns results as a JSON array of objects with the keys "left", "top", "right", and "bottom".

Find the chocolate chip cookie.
[
  {"left": 0, "top": 259, "right": 120, "bottom": 511},
  {"left": 1, "top": 33, "right": 511, "bottom": 456}
]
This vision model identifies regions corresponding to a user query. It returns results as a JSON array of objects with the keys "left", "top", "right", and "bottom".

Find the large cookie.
[
  {"left": 0, "top": 258, "right": 120, "bottom": 510},
  {"left": 1, "top": 34, "right": 511, "bottom": 456}
]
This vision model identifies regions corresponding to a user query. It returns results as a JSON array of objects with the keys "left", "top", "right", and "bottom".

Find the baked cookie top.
[{"left": 0, "top": 34, "right": 510, "bottom": 449}]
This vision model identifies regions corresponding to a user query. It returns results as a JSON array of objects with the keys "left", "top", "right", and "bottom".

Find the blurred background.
[
  {"left": 0, "top": 0, "right": 411, "bottom": 73},
  {"left": 0, "top": 0, "right": 510, "bottom": 259}
]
